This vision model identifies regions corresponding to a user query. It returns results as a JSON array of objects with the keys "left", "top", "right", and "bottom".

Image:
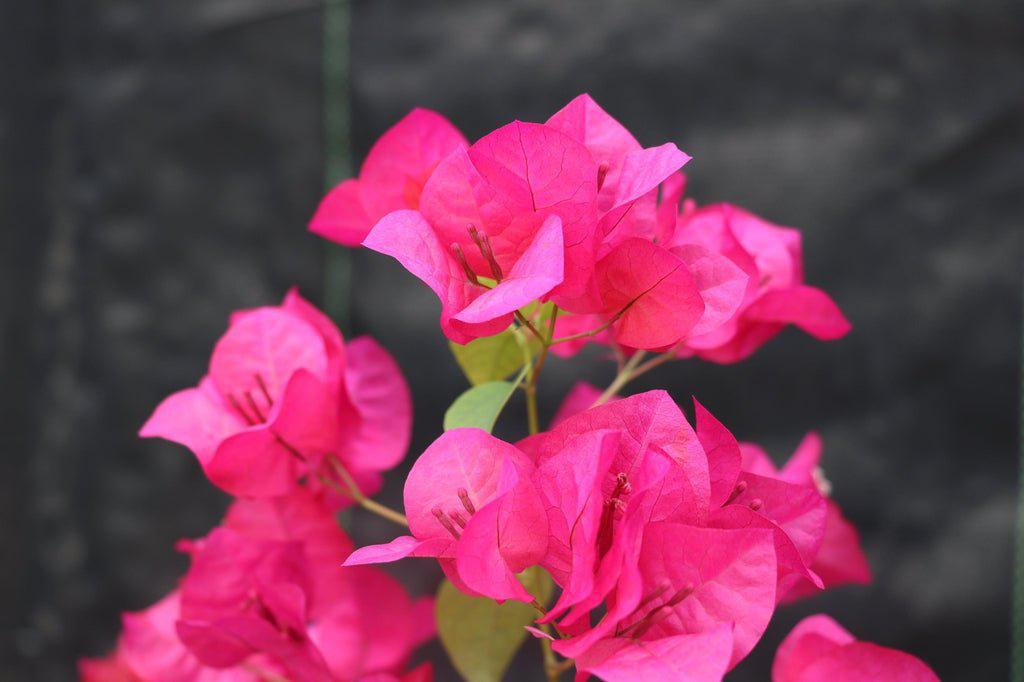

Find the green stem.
[
  {"left": 323, "top": 0, "right": 352, "bottom": 330},
  {"left": 515, "top": 310, "right": 546, "bottom": 344},
  {"left": 526, "top": 384, "right": 540, "bottom": 435},
  {"left": 326, "top": 458, "right": 409, "bottom": 527},
  {"left": 628, "top": 344, "right": 681, "bottom": 380},
  {"left": 529, "top": 609, "right": 569, "bottom": 682},
  {"left": 592, "top": 343, "right": 683, "bottom": 407},
  {"left": 523, "top": 306, "right": 559, "bottom": 435},
  {"left": 593, "top": 351, "right": 647, "bottom": 406},
  {"left": 540, "top": 634, "right": 562, "bottom": 682}
]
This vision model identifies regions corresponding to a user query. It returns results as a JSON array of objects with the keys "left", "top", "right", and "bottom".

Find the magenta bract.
[{"left": 140, "top": 290, "right": 411, "bottom": 499}]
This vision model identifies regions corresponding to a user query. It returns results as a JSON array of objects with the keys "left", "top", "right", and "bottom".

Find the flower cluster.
[
  {"left": 312, "top": 94, "right": 849, "bottom": 359},
  {"left": 83, "top": 295, "right": 431, "bottom": 681},
  {"left": 86, "top": 95, "right": 938, "bottom": 682},
  {"left": 139, "top": 289, "right": 411, "bottom": 499},
  {"left": 344, "top": 391, "right": 887, "bottom": 678}
]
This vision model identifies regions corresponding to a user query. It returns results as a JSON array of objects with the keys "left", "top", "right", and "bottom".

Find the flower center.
[
  {"left": 226, "top": 373, "right": 275, "bottom": 426},
  {"left": 431, "top": 487, "right": 478, "bottom": 539},
  {"left": 225, "top": 373, "right": 306, "bottom": 462},
  {"left": 596, "top": 472, "right": 632, "bottom": 557},
  {"left": 245, "top": 589, "right": 305, "bottom": 643},
  {"left": 617, "top": 582, "right": 695, "bottom": 639},
  {"left": 596, "top": 162, "right": 610, "bottom": 191},
  {"left": 723, "top": 480, "right": 747, "bottom": 505},
  {"left": 450, "top": 224, "right": 504, "bottom": 287}
]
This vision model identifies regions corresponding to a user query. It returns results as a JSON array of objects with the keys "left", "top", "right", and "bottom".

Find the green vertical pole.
[
  {"left": 322, "top": 0, "right": 352, "bottom": 333},
  {"left": 1015, "top": 272, "right": 1024, "bottom": 681}
]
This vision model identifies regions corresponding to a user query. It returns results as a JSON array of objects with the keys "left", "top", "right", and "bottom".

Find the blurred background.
[{"left": 2, "top": 0, "right": 1022, "bottom": 679}]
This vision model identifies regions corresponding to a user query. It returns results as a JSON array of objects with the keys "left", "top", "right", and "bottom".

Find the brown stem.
[
  {"left": 515, "top": 310, "right": 545, "bottom": 344},
  {"left": 549, "top": 309, "right": 621, "bottom": 346}
]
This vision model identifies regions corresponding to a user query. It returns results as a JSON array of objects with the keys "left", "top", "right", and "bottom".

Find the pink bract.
[
  {"left": 574, "top": 624, "right": 734, "bottom": 682},
  {"left": 310, "top": 108, "right": 468, "bottom": 246},
  {"left": 552, "top": 174, "right": 851, "bottom": 361},
  {"left": 738, "top": 433, "right": 871, "bottom": 600},
  {"left": 91, "top": 488, "right": 437, "bottom": 682},
  {"left": 670, "top": 202, "right": 851, "bottom": 363},
  {"left": 344, "top": 428, "right": 549, "bottom": 603},
  {"left": 176, "top": 526, "right": 332, "bottom": 680},
  {"left": 79, "top": 590, "right": 277, "bottom": 681},
  {"left": 140, "top": 289, "right": 411, "bottom": 499},
  {"left": 773, "top": 614, "right": 939, "bottom": 682},
  {"left": 358, "top": 94, "right": 698, "bottom": 345},
  {"left": 549, "top": 380, "right": 606, "bottom": 427},
  {"left": 520, "top": 392, "right": 728, "bottom": 655}
]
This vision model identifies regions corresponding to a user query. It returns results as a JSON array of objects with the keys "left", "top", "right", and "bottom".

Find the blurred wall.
[{"left": 2, "top": 0, "right": 1022, "bottom": 679}]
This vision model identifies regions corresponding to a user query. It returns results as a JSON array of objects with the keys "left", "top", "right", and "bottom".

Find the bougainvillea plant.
[{"left": 83, "top": 95, "right": 939, "bottom": 681}]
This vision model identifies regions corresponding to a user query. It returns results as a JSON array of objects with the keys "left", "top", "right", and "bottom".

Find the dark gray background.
[{"left": 2, "top": 1, "right": 1021, "bottom": 680}]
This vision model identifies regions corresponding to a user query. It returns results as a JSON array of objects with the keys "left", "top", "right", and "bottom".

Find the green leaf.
[
  {"left": 450, "top": 331, "right": 530, "bottom": 386},
  {"left": 436, "top": 567, "right": 554, "bottom": 682},
  {"left": 449, "top": 302, "right": 556, "bottom": 386},
  {"left": 443, "top": 380, "right": 519, "bottom": 433}
]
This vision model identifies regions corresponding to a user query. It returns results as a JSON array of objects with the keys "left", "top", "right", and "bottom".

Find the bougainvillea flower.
[
  {"left": 693, "top": 399, "right": 743, "bottom": 509},
  {"left": 221, "top": 492, "right": 438, "bottom": 680},
  {"left": 566, "top": 234, "right": 748, "bottom": 352},
  {"left": 310, "top": 108, "right": 467, "bottom": 246},
  {"left": 668, "top": 202, "right": 851, "bottom": 363},
  {"left": 362, "top": 118, "right": 599, "bottom": 343},
  {"left": 80, "top": 587, "right": 433, "bottom": 682},
  {"left": 678, "top": 405, "right": 829, "bottom": 597},
  {"left": 360, "top": 96, "right": 698, "bottom": 343},
  {"left": 220, "top": 491, "right": 354, "bottom": 611},
  {"left": 738, "top": 433, "right": 871, "bottom": 601},
  {"left": 171, "top": 489, "right": 433, "bottom": 681},
  {"left": 521, "top": 390, "right": 711, "bottom": 528},
  {"left": 79, "top": 590, "right": 280, "bottom": 681},
  {"left": 529, "top": 429, "right": 620, "bottom": 615},
  {"left": 309, "top": 567, "right": 436, "bottom": 681},
  {"left": 363, "top": 210, "right": 564, "bottom": 343},
  {"left": 543, "top": 97, "right": 750, "bottom": 352},
  {"left": 710, "top": 471, "right": 827, "bottom": 600},
  {"left": 573, "top": 624, "right": 734, "bottom": 682},
  {"left": 645, "top": 524, "right": 775, "bottom": 667},
  {"left": 176, "top": 526, "right": 333, "bottom": 681},
  {"left": 344, "top": 428, "right": 548, "bottom": 603},
  {"left": 140, "top": 289, "right": 411, "bottom": 498},
  {"left": 593, "top": 238, "right": 706, "bottom": 349},
  {"left": 545, "top": 94, "right": 689, "bottom": 252},
  {"left": 773, "top": 614, "right": 939, "bottom": 681},
  {"left": 82, "top": 489, "right": 434, "bottom": 682},
  {"left": 516, "top": 391, "right": 715, "bottom": 648},
  {"left": 560, "top": 523, "right": 777, "bottom": 669}
]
